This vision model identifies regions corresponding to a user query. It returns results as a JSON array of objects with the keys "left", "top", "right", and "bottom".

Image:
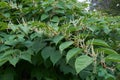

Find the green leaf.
[
  {"left": 0, "top": 58, "right": 8, "bottom": 67},
  {"left": 20, "top": 50, "right": 32, "bottom": 63},
  {"left": 86, "top": 39, "right": 110, "bottom": 47},
  {"left": 105, "top": 74, "right": 116, "bottom": 80},
  {"left": 56, "top": 1, "right": 64, "bottom": 9},
  {"left": 66, "top": 4, "right": 73, "bottom": 9},
  {"left": 0, "top": 22, "right": 8, "bottom": 30},
  {"left": 2, "top": 13, "right": 10, "bottom": 18},
  {"left": 58, "top": 58, "right": 76, "bottom": 74},
  {"left": 0, "top": 2, "right": 9, "bottom": 8},
  {"left": 103, "top": 26, "right": 111, "bottom": 34},
  {"left": 48, "top": 23, "right": 59, "bottom": 31},
  {"left": 9, "top": 57, "right": 19, "bottom": 67},
  {"left": 52, "top": 35, "right": 64, "bottom": 45},
  {"left": 31, "top": 40, "right": 47, "bottom": 54},
  {"left": 95, "top": 48, "right": 118, "bottom": 54},
  {"left": 105, "top": 54, "right": 120, "bottom": 62},
  {"left": 75, "top": 55, "right": 93, "bottom": 74},
  {"left": 45, "top": 6, "right": 53, "bottom": 12},
  {"left": 41, "top": 14, "right": 49, "bottom": 21},
  {"left": 51, "top": 16, "right": 59, "bottom": 22},
  {"left": 67, "top": 27, "right": 77, "bottom": 33},
  {"left": 98, "top": 68, "right": 107, "bottom": 77},
  {"left": 0, "top": 45, "right": 10, "bottom": 52},
  {"left": 8, "top": 23, "right": 18, "bottom": 32},
  {"left": 2, "top": 49, "right": 20, "bottom": 58},
  {"left": 66, "top": 48, "right": 82, "bottom": 63},
  {"left": 47, "top": 0, "right": 55, "bottom": 4},
  {"left": 87, "top": 26, "right": 98, "bottom": 32},
  {"left": 41, "top": 46, "right": 62, "bottom": 65},
  {"left": 60, "top": 62, "right": 76, "bottom": 74},
  {"left": 20, "top": 53, "right": 31, "bottom": 62},
  {"left": 59, "top": 41, "right": 74, "bottom": 53},
  {"left": 41, "top": 46, "right": 53, "bottom": 60},
  {"left": 50, "top": 50, "right": 62, "bottom": 65},
  {"left": 18, "top": 24, "right": 30, "bottom": 35},
  {"left": 54, "top": 10, "right": 65, "bottom": 14},
  {"left": 116, "top": 64, "right": 120, "bottom": 70}
]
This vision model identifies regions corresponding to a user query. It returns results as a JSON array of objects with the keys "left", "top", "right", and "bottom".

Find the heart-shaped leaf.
[
  {"left": 9, "top": 57, "right": 19, "bottom": 67},
  {"left": 41, "top": 46, "right": 53, "bottom": 60},
  {"left": 66, "top": 48, "right": 82, "bottom": 63},
  {"left": 75, "top": 55, "right": 93, "bottom": 74},
  {"left": 50, "top": 50, "right": 62, "bottom": 65}
]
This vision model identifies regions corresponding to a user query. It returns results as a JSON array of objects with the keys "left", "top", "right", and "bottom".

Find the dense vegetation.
[
  {"left": 107, "top": 0, "right": 120, "bottom": 16},
  {"left": 0, "top": 0, "right": 120, "bottom": 80},
  {"left": 91, "top": 0, "right": 120, "bottom": 16}
]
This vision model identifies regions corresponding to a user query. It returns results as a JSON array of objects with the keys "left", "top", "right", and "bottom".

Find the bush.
[
  {"left": 107, "top": 0, "right": 120, "bottom": 16},
  {"left": 0, "top": 0, "right": 120, "bottom": 80}
]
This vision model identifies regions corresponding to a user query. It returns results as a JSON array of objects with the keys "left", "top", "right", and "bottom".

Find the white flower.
[{"left": 116, "top": 4, "right": 119, "bottom": 7}]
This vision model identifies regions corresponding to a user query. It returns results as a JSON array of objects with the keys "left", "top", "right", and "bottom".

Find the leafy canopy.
[{"left": 0, "top": 0, "right": 120, "bottom": 80}]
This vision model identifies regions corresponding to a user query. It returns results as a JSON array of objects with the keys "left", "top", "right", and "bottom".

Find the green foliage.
[
  {"left": 75, "top": 55, "right": 93, "bottom": 74},
  {"left": 86, "top": 39, "right": 110, "bottom": 47},
  {"left": 59, "top": 41, "right": 74, "bottom": 53},
  {"left": 66, "top": 48, "right": 82, "bottom": 63},
  {"left": 0, "top": 0, "right": 120, "bottom": 80}
]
